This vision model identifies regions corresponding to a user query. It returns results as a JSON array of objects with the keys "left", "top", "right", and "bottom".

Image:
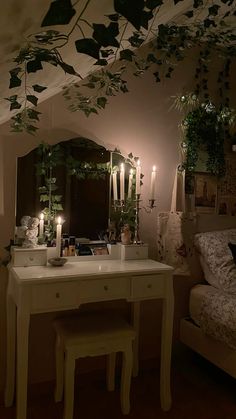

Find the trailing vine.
[
  {"left": 4, "top": 0, "right": 236, "bottom": 134},
  {"left": 178, "top": 98, "right": 236, "bottom": 176}
]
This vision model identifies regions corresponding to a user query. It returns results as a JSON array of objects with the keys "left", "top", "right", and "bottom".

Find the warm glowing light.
[{"left": 57, "top": 216, "right": 62, "bottom": 225}]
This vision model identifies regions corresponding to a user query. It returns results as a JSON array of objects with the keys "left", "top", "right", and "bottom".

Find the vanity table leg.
[
  {"left": 16, "top": 305, "right": 30, "bottom": 419},
  {"left": 131, "top": 301, "right": 140, "bottom": 377},
  {"left": 4, "top": 293, "right": 16, "bottom": 407},
  {"left": 160, "top": 281, "right": 174, "bottom": 411}
]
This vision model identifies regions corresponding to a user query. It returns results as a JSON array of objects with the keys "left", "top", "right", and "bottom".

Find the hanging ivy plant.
[
  {"left": 180, "top": 100, "right": 236, "bottom": 177},
  {"left": 4, "top": 0, "right": 236, "bottom": 134}
]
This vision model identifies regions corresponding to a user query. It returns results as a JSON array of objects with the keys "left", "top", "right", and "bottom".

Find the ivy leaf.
[
  {"left": 204, "top": 18, "right": 216, "bottom": 28},
  {"left": 94, "top": 59, "right": 108, "bottom": 66},
  {"left": 141, "top": 10, "right": 153, "bottom": 29},
  {"left": 75, "top": 38, "right": 100, "bottom": 59},
  {"left": 9, "top": 75, "right": 21, "bottom": 88},
  {"left": 41, "top": 0, "right": 76, "bottom": 26},
  {"left": 120, "top": 49, "right": 135, "bottom": 61},
  {"left": 92, "top": 23, "right": 119, "bottom": 48},
  {"left": 27, "top": 60, "right": 43, "bottom": 73},
  {"left": 106, "top": 13, "right": 119, "bottom": 21},
  {"left": 5, "top": 95, "right": 18, "bottom": 102},
  {"left": 185, "top": 10, "right": 194, "bottom": 18},
  {"left": 26, "top": 95, "right": 38, "bottom": 106},
  {"left": 146, "top": 0, "right": 163, "bottom": 10},
  {"left": 10, "top": 101, "right": 21, "bottom": 111},
  {"left": 97, "top": 97, "right": 107, "bottom": 109},
  {"left": 193, "top": 0, "right": 203, "bottom": 7},
  {"left": 28, "top": 109, "right": 41, "bottom": 120},
  {"left": 58, "top": 61, "right": 78, "bottom": 75},
  {"left": 9, "top": 67, "right": 22, "bottom": 88},
  {"left": 114, "top": 0, "right": 145, "bottom": 30},
  {"left": 208, "top": 5, "right": 220, "bottom": 16},
  {"left": 32, "top": 84, "right": 47, "bottom": 93}
]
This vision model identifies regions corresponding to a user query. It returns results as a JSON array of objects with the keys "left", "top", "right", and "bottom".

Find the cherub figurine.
[
  {"left": 15, "top": 215, "right": 31, "bottom": 245},
  {"left": 22, "top": 217, "right": 40, "bottom": 248},
  {"left": 121, "top": 224, "right": 132, "bottom": 245}
]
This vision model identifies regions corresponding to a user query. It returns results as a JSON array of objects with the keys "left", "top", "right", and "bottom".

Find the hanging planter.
[{"left": 181, "top": 101, "right": 235, "bottom": 177}]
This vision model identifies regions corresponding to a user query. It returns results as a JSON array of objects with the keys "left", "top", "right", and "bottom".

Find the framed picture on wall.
[{"left": 194, "top": 172, "right": 217, "bottom": 213}]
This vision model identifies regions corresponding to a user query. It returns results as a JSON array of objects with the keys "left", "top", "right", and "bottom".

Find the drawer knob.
[
  {"left": 147, "top": 284, "right": 152, "bottom": 289},
  {"left": 104, "top": 285, "right": 109, "bottom": 291},
  {"left": 55, "top": 292, "right": 60, "bottom": 298},
  {"left": 29, "top": 257, "right": 34, "bottom": 261}
]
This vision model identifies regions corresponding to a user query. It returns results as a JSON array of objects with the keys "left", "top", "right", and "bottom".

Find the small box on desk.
[
  {"left": 120, "top": 243, "right": 148, "bottom": 260},
  {"left": 11, "top": 247, "right": 47, "bottom": 267}
]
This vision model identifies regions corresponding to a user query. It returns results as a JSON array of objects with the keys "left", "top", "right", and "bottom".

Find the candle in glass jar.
[
  {"left": 120, "top": 163, "right": 125, "bottom": 201},
  {"left": 150, "top": 165, "right": 157, "bottom": 200},
  {"left": 112, "top": 171, "right": 118, "bottom": 201},
  {"left": 39, "top": 213, "right": 44, "bottom": 237},
  {"left": 135, "top": 160, "right": 141, "bottom": 195},
  {"left": 128, "top": 168, "right": 133, "bottom": 199},
  {"left": 56, "top": 216, "right": 62, "bottom": 257}
]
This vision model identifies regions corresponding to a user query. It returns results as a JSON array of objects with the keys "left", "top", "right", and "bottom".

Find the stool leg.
[
  {"left": 106, "top": 352, "right": 116, "bottom": 391},
  {"left": 64, "top": 350, "right": 75, "bottom": 419},
  {"left": 54, "top": 335, "right": 64, "bottom": 402},
  {"left": 120, "top": 343, "right": 133, "bottom": 415}
]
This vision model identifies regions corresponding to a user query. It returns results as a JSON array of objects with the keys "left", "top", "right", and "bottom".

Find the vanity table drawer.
[
  {"left": 79, "top": 277, "right": 130, "bottom": 302},
  {"left": 131, "top": 274, "right": 165, "bottom": 299},
  {"left": 31, "top": 282, "right": 79, "bottom": 312}
]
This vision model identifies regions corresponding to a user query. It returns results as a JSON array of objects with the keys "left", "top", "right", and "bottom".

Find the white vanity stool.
[{"left": 53, "top": 312, "right": 136, "bottom": 419}]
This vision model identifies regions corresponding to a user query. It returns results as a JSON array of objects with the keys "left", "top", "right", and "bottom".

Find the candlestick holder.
[{"left": 133, "top": 196, "right": 156, "bottom": 244}]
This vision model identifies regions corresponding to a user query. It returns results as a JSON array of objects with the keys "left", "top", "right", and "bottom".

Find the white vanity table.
[{"left": 5, "top": 258, "right": 174, "bottom": 419}]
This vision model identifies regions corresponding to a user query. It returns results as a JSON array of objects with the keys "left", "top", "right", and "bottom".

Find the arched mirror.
[{"left": 16, "top": 138, "right": 135, "bottom": 242}]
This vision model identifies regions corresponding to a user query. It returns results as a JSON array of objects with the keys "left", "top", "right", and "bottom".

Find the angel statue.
[
  {"left": 22, "top": 217, "right": 40, "bottom": 248},
  {"left": 15, "top": 215, "right": 31, "bottom": 245}
]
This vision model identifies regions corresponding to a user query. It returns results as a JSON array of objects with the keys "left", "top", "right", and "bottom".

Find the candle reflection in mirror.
[
  {"left": 128, "top": 168, "right": 133, "bottom": 199},
  {"left": 120, "top": 163, "right": 125, "bottom": 201},
  {"left": 39, "top": 212, "right": 44, "bottom": 237},
  {"left": 112, "top": 171, "right": 118, "bottom": 201},
  {"left": 135, "top": 160, "right": 141, "bottom": 196}
]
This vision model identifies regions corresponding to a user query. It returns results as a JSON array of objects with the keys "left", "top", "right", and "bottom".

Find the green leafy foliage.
[
  {"left": 63, "top": 68, "right": 128, "bottom": 116},
  {"left": 41, "top": 0, "right": 76, "bottom": 26},
  {"left": 6, "top": 0, "right": 236, "bottom": 133},
  {"left": 181, "top": 101, "right": 236, "bottom": 176}
]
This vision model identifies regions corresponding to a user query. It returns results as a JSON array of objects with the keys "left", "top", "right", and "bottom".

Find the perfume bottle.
[{"left": 69, "top": 236, "right": 76, "bottom": 256}]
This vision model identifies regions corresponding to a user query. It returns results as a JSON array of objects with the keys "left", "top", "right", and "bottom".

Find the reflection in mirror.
[
  {"left": 110, "top": 151, "right": 138, "bottom": 236},
  {"left": 16, "top": 138, "right": 111, "bottom": 240}
]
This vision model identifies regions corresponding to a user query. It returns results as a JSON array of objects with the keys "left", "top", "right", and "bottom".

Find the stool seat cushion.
[{"left": 53, "top": 312, "right": 136, "bottom": 346}]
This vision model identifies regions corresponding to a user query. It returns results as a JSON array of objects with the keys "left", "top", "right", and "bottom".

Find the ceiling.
[{"left": 0, "top": 0, "right": 232, "bottom": 127}]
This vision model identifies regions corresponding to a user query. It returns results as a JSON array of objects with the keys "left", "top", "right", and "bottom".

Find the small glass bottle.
[
  {"left": 69, "top": 236, "right": 76, "bottom": 256},
  {"left": 63, "top": 238, "right": 69, "bottom": 257}
]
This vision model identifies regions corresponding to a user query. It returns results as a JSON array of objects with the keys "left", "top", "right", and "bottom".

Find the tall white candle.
[
  {"left": 112, "top": 171, "right": 118, "bottom": 201},
  {"left": 56, "top": 216, "right": 62, "bottom": 257},
  {"left": 39, "top": 212, "right": 44, "bottom": 237},
  {"left": 135, "top": 160, "right": 141, "bottom": 195},
  {"left": 128, "top": 168, "right": 133, "bottom": 199},
  {"left": 120, "top": 163, "right": 125, "bottom": 201},
  {"left": 150, "top": 165, "right": 157, "bottom": 200}
]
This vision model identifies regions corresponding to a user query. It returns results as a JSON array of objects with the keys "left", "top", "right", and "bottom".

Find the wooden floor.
[{"left": 1, "top": 343, "right": 236, "bottom": 419}]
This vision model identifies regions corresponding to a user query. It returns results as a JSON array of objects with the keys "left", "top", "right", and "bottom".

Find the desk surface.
[{"left": 11, "top": 259, "right": 173, "bottom": 284}]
